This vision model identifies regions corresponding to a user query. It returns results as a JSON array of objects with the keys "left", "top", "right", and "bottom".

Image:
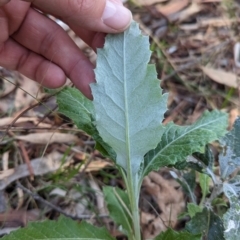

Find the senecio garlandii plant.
[{"left": 3, "top": 21, "right": 240, "bottom": 240}]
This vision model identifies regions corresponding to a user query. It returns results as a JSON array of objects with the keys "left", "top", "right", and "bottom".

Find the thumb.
[{"left": 21, "top": 0, "right": 132, "bottom": 32}]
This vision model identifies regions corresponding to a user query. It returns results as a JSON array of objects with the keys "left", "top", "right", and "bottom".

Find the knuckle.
[
  {"left": 39, "top": 27, "right": 61, "bottom": 57},
  {"left": 16, "top": 51, "right": 31, "bottom": 71},
  {"left": 66, "top": 0, "right": 99, "bottom": 16},
  {"left": 67, "top": 0, "right": 85, "bottom": 13}
]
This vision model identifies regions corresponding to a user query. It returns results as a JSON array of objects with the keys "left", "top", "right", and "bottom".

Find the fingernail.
[{"left": 102, "top": 1, "right": 132, "bottom": 30}]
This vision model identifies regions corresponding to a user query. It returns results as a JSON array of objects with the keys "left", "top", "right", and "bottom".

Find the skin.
[{"left": 0, "top": 0, "right": 132, "bottom": 98}]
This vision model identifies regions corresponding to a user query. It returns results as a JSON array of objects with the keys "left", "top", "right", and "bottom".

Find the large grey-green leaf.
[
  {"left": 91, "top": 21, "right": 167, "bottom": 174},
  {"left": 2, "top": 216, "right": 115, "bottom": 240},
  {"left": 57, "top": 87, "right": 116, "bottom": 160},
  {"left": 219, "top": 116, "right": 240, "bottom": 179},
  {"left": 223, "top": 175, "right": 240, "bottom": 239},
  {"left": 143, "top": 110, "right": 228, "bottom": 177}
]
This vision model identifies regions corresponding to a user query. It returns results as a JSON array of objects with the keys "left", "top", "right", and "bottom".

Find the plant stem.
[{"left": 126, "top": 172, "right": 141, "bottom": 240}]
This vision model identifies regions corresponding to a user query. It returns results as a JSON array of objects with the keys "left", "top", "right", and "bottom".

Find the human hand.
[{"left": 0, "top": 0, "right": 132, "bottom": 98}]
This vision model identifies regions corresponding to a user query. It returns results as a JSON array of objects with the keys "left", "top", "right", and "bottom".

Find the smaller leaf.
[
  {"left": 182, "top": 170, "right": 196, "bottom": 194},
  {"left": 223, "top": 175, "right": 240, "bottom": 239},
  {"left": 187, "top": 203, "right": 202, "bottom": 218},
  {"left": 219, "top": 116, "right": 240, "bottom": 179},
  {"left": 57, "top": 87, "right": 95, "bottom": 134},
  {"left": 2, "top": 216, "right": 115, "bottom": 240},
  {"left": 199, "top": 172, "right": 210, "bottom": 199},
  {"left": 223, "top": 175, "right": 240, "bottom": 200},
  {"left": 185, "top": 208, "right": 224, "bottom": 240},
  {"left": 103, "top": 187, "right": 132, "bottom": 236},
  {"left": 223, "top": 191, "right": 240, "bottom": 240},
  {"left": 175, "top": 170, "right": 196, "bottom": 202},
  {"left": 193, "top": 145, "right": 214, "bottom": 169},
  {"left": 177, "top": 146, "right": 215, "bottom": 174},
  {"left": 155, "top": 228, "right": 201, "bottom": 240},
  {"left": 212, "top": 198, "right": 228, "bottom": 208},
  {"left": 56, "top": 87, "right": 116, "bottom": 160},
  {"left": 143, "top": 110, "right": 228, "bottom": 177}
]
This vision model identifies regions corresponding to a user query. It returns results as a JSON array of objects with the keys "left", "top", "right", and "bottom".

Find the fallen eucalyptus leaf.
[
  {"left": 15, "top": 132, "right": 78, "bottom": 144},
  {"left": 0, "top": 152, "right": 66, "bottom": 190},
  {"left": 201, "top": 67, "right": 238, "bottom": 88}
]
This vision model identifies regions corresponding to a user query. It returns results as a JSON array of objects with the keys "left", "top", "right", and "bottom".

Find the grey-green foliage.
[
  {"left": 57, "top": 87, "right": 228, "bottom": 180},
  {"left": 187, "top": 145, "right": 215, "bottom": 175},
  {"left": 103, "top": 187, "right": 132, "bottom": 236},
  {"left": 187, "top": 203, "right": 202, "bottom": 218},
  {"left": 57, "top": 86, "right": 95, "bottom": 134},
  {"left": 219, "top": 116, "right": 240, "bottom": 179},
  {"left": 199, "top": 172, "right": 210, "bottom": 200},
  {"left": 1, "top": 216, "right": 115, "bottom": 240},
  {"left": 143, "top": 110, "right": 228, "bottom": 177},
  {"left": 218, "top": 117, "right": 240, "bottom": 239},
  {"left": 223, "top": 175, "right": 240, "bottom": 239},
  {"left": 57, "top": 87, "right": 116, "bottom": 160},
  {"left": 155, "top": 228, "right": 201, "bottom": 240},
  {"left": 91, "top": 21, "right": 168, "bottom": 174},
  {"left": 193, "top": 145, "right": 214, "bottom": 170},
  {"left": 54, "top": 21, "right": 229, "bottom": 239},
  {"left": 185, "top": 208, "right": 224, "bottom": 240}
]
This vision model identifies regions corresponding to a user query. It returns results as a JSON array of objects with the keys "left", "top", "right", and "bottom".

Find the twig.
[
  {"left": 35, "top": 105, "right": 58, "bottom": 128},
  {"left": 0, "top": 77, "right": 68, "bottom": 142},
  {"left": 18, "top": 141, "right": 34, "bottom": 181},
  {"left": 16, "top": 182, "right": 109, "bottom": 220},
  {"left": 0, "top": 127, "right": 83, "bottom": 132},
  {"left": 0, "top": 101, "right": 42, "bottom": 142}
]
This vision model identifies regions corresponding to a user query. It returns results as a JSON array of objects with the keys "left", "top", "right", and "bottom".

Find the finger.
[
  {"left": 21, "top": 0, "right": 132, "bottom": 33},
  {"left": 12, "top": 8, "right": 95, "bottom": 98},
  {"left": 0, "top": 0, "right": 30, "bottom": 41},
  {"left": 0, "top": 38, "right": 66, "bottom": 88},
  {"left": 70, "top": 26, "right": 106, "bottom": 51},
  {"left": 0, "top": 0, "right": 10, "bottom": 7}
]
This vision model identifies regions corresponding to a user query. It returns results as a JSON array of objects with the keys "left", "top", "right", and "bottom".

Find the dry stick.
[
  {"left": 18, "top": 141, "right": 34, "bottom": 181},
  {"left": 0, "top": 77, "right": 70, "bottom": 142},
  {"left": 0, "top": 101, "right": 42, "bottom": 142},
  {"left": 0, "top": 127, "right": 83, "bottom": 132},
  {"left": 16, "top": 182, "right": 109, "bottom": 220},
  {"left": 35, "top": 105, "right": 58, "bottom": 128}
]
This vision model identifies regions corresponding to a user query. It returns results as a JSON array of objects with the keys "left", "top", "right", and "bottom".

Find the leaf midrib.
[{"left": 123, "top": 30, "right": 131, "bottom": 173}]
